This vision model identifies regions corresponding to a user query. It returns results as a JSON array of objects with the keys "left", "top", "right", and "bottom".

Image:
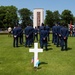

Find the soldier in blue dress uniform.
[
  {"left": 45, "top": 25, "right": 50, "bottom": 41},
  {"left": 13, "top": 26, "right": 18, "bottom": 47},
  {"left": 52, "top": 23, "right": 58, "bottom": 45},
  {"left": 56, "top": 23, "right": 62, "bottom": 47},
  {"left": 29, "top": 25, "right": 34, "bottom": 45},
  {"left": 24, "top": 24, "right": 34, "bottom": 47},
  {"left": 39, "top": 23, "right": 45, "bottom": 48},
  {"left": 17, "top": 26, "right": 23, "bottom": 45},
  {"left": 40, "top": 27, "right": 48, "bottom": 50},
  {"left": 39, "top": 23, "right": 45, "bottom": 32},
  {"left": 60, "top": 24, "right": 69, "bottom": 51},
  {"left": 34, "top": 27, "right": 38, "bottom": 41},
  {"left": 24, "top": 25, "right": 30, "bottom": 47}
]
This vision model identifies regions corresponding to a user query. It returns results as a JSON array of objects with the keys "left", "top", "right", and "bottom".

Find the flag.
[{"left": 35, "top": 58, "right": 40, "bottom": 67}]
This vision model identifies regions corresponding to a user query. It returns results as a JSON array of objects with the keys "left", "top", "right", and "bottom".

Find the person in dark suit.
[
  {"left": 52, "top": 23, "right": 58, "bottom": 45},
  {"left": 40, "top": 27, "right": 48, "bottom": 50},
  {"left": 39, "top": 23, "right": 45, "bottom": 32},
  {"left": 39, "top": 23, "right": 45, "bottom": 47},
  {"left": 45, "top": 25, "right": 50, "bottom": 41},
  {"left": 13, "top": 26, "right": 18, "bottom": 47},
  {"left": 24, "top": 24, "right": 34, "bottom": 47},
  {"left": 60, "top": 24, "right": 69, "bottom": 51},
  {"left": 29, "top": 25, "right": 34, "bottom": 46},
  {"left": 17, "top": 26, "right": 23, "bottom": 45},
  {"left": 34, "top": 27, "right": 38, "bottom": 41},
  {"left": 56, "top": 23, "right": 62, "bottom": 47},
  {"left": 24, "top": 25, "right": 30, "bottom": 47}
]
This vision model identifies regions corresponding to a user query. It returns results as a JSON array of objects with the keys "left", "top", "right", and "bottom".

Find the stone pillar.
[{"left": 33, "top": 8, "right": 44, "bottom": 28}]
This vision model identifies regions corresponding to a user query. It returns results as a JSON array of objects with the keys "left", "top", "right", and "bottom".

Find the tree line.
[{"left": 0, "top": 5, "right": 75, "bottom": 29}]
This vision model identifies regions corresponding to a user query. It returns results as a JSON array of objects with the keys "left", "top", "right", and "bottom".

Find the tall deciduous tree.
[
  {"left": 53, "top": 10, "right": 60, "bottom": 23},
  {"left": 73, "top": 16, "right": 75, "bottom": 24},
  {"left": 18, "top": 8, "right": 33, "bottom": 28},
  {"left": 0, "top": 6, "right": 18, "bottom": 28},
  {"left": 61, "top": 10, "right": 73, "bottom": 24},
  {"left": 0, "top": 6, "right": 6, "bottom": 28},
  {"left": 45, "top": 10, "right": 54, "bottom": 27}
]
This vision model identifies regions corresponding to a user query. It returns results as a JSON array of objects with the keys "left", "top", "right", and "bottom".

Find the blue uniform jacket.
[
  {"left": 34, "top": 28, "right": 38, "bottom": 34},
  {"left": 24, "top": 26, "right": 34, "bottom": 37},
  {"left": 40, "top": 30, "right": 48, "bottom": 40},
  {"left": 45, "top": 25, "right": 50, "bottom": 33},
  {"left": 60, "top": 27, "right": 69, "bottom": 38},
  {"left": 52, "top": 25, "right": 58, "bottom": 34},
  {"left": 57, "top": 25, "right": 62, "bottom": 34},
  {"left": 17, "top": 27, "right": 22, "bottom": 37},
  {"left": 13, "top": 27, "right": 18, "bottom": 37}
]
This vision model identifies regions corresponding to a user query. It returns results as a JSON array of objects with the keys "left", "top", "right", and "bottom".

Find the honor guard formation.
[{"left": 12, "top": 22, "right": 70, "bottom": 51}]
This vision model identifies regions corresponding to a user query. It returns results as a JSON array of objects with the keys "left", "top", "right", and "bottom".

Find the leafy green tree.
[
  {"left": 73, "top": 16, "right": 75, "bottom": 24},
  {"left": 0, "top": 6, "right": 18, "bottom": 28},
  {"left": 53, "top": 10, "right": 61, "bottom": 23},
  {"left": 5, "top": 6, "right": 18, "bottom": 28},
  {"left": 0, "top": 6, "right": 6, "bottom": 28},
  {"left": 61, "top": 10, "right": 73, "bottom": 24},
  {"left": 18, "top": 8, "right": 33, "bottom": 28},
  {"left": 45, "top": 10, "right": 54, "bottom": 27}
]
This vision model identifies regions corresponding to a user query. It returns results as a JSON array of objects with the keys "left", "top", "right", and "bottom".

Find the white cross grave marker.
[{"left": 29, "top": 43, "right": 43, "bottom": 67}]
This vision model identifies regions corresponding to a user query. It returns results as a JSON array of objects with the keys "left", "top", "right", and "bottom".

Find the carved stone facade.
[
  {"left": 33, "top": 8, "right": 44, "bottom": 28},
  {"left": 37, "top": 12, "right": 40, "bottom": 27}
]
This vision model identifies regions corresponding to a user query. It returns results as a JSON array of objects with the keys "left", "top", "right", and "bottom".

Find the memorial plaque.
[
  {"left": 37, "top": 12, "right": 41, "bottom": 27},
  {"left": 33, "top": 8, "right": 44, "bottom": 28}
]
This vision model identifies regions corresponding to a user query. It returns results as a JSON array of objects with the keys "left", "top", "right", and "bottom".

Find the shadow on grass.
[
  {"left": 43, "top": 48, "right": 53, "bottom": 51},
  {"left": 39, "top": 62, "right": 48, "bottom": 65},
  {"left": 62, "top": 47, "right": 72, "bottom": 51},
  {"left": 67, "top": 47, "right": 72, "bottom": 50},
  {"left": 39, "top": 62, "right": 48, "bottom": 66},
  {"left": 47, "top": 44, "right": 51, "bottom": 46},
  {"left": 43, "top": 46, "right": 53, "bottom": 50},
  {"left": 48, "top": 48, "right": 53, "bottom": 50}
]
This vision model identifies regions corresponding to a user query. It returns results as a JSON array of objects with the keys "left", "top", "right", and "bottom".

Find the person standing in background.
[{"left": 8, "top": 26, "right": 12, "bottom": 37}]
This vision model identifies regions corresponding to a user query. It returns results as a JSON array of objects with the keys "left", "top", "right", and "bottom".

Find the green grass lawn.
[{"left": 0, "top": 35, "right": 75, "bottom": 75}]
